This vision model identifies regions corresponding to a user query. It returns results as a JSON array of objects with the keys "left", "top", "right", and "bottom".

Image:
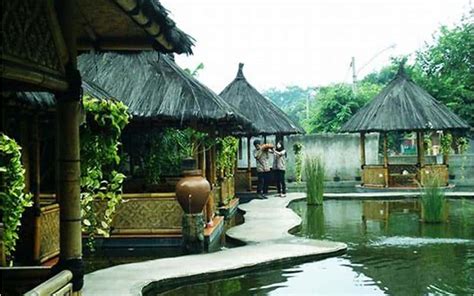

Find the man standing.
[{"left": 253, "top": 139, "right": 273, "bottom": 197}]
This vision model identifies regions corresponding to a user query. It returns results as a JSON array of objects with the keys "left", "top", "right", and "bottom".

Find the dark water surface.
[{"left": 155, "top": 199, "right": 474, "bottom": 295}]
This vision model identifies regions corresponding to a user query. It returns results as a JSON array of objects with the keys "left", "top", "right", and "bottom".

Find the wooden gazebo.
[
  {"left": 1, "top": 0, "right": 193, "bottom": 294},
  {"left": 219, "top": 63, "right": 304, "bottom": 191},
  {"left": 76, "top": 51, "right": 256, "bottom": 244},
  {"left": 340, "top": 66, "right": 470, "bottom": 188}
]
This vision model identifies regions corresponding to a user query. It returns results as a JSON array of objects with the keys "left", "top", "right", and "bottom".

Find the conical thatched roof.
[
  {"left": 219, "top": 63, "right": 305, "bottom": 136},
  {"left": 340, "top": 67, "right": 471, "bottom": 133},
  {"left": 77, "top": 52, "right": 255, "bottom": 133}
]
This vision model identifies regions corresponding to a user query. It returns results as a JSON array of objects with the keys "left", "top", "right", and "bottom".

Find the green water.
[{"left": 156, "top": 199, "right": 474, "bottom": 295}]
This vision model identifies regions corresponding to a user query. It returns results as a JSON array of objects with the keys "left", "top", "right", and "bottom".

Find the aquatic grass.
[
  {"left": 421, "top": 175, "right": 446, "bottom": 223},
  {"left": 304, "top": 156, "right": 325, "bottom": 205}
]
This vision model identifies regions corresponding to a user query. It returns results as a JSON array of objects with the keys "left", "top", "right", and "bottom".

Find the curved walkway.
[{"left": 83, "top": 192, "right": 347, "bottom": 295}]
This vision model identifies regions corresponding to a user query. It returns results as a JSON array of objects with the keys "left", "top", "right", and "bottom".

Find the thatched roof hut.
[
  {"left": 340, "top": 67, "right": 470, "bottom": 133},
  {"left": 77, "top": 52, "right": 255, "bottom": 133},
  {"left": 219, "top": 63, "right": 305, "bottom": 136}
]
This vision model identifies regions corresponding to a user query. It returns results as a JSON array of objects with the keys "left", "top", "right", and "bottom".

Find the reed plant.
[
  {"left": 421, "top": 175, "right": 446, "bottom": 223},
  {"left": 305, "top": 156, "right": 325, "bottom": 205}
]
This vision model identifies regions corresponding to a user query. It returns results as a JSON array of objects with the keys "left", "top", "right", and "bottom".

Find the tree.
[
  {"left": 415, "top": 15, "right": 474, "bottom": 126},
  {"left": 305, "top": 82, "right": 382, "bottom": 133}
]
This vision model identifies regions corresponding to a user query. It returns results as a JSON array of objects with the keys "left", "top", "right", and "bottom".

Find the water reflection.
[{"left": 151, "top": 199, "right": 474, "bottom": 296}]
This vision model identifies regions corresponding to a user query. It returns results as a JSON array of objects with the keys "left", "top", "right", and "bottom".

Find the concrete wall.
[{"left": 286, "top": 133, "right": 379, "bottom": 181}]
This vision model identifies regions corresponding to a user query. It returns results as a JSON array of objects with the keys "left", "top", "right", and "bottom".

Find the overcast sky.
[{"left": 162, "top": 0, "right": 471, "bottom": 92}]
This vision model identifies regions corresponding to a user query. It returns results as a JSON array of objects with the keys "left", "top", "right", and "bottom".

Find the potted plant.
[{"left": 354, "top": 169, "right": 362, "bottom": 181}]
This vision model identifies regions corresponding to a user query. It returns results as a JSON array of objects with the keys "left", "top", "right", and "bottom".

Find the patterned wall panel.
[
  {"left": 111, "top": 197, "right": 184, "bottom": 233},
  {"left": 2, "top": 0, "right": 64, "bottom": 74},
  {"left": 39, "top": 204, "right": 60, "bottom": 262},
  {"left": 363, "top": 166, "right": 387, "bottom": 187}
]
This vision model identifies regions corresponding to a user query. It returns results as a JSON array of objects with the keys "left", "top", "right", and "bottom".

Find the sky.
[{"left": 162, "top": 0, "right": 471, "bottom": 92}]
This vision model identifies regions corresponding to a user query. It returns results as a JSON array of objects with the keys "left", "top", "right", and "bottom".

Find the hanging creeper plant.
[
  {"left": 216, "top": 136, "right": 239, "bottom": 178},
  {"left": 293, "top": 142, "right": 304, "bottom": 183},
  {"left": 0, "top": 133, "right": 33, "bottom": 263},
  {"left": 80, "top": 95, "right": 129, "bottom": 250}
]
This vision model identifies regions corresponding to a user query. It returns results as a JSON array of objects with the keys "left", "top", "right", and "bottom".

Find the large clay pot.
[{"left": 176, "top": 169, "right": 211, "bottom": 214}]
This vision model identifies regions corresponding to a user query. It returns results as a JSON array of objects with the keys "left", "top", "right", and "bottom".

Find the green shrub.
[
  {"left": 304, "top": 156, "right": 325, "bottom": 205},
  {"left": 0, "top": 133, "right": 33, "bottom": 262},
  {"left": 421, "top": 176, "right": 446, "bottom": 223},
  {"left": 293, "top": 143, "right": 303, "bottom": 183}
]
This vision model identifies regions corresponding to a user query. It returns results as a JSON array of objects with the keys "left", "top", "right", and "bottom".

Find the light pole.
[{"left": 351, "top": 43, "right": 397, "bottom": 92}]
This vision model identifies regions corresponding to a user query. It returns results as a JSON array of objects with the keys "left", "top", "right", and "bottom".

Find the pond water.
[{"left": 155, "top": 199, "right": 474, "bottom": 295}]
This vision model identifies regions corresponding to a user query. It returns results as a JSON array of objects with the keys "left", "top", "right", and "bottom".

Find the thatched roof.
[
  {"left": 75, "top": 0, "right": 194, "bottom": 54},
  {"left": 77, "top": 52, "right": 255, "bottom": 133},
  {"left": 340, "top": 67, "right": 471, "bottom": 133},
  {"left": 219, "top": 63, "right": 305, "bottom": 136},
  {"left": 14, "top": 80, "right": 115, "bottom": 109}
]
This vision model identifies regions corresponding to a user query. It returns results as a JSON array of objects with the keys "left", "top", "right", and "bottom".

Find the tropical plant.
[
  {"left": 304, "top": 156, "right": 325, "bottom": 205},
  {"left": 0, "top": 133, "right": 33, "bottom": 263},
  {"left": 440, "top": 132, "right": 453, "bottom": 156},
  {"left": 293, "top": 142, "right": 303, "bottom": 183},
  {"left": 80, "top": 95, "right": 130, "bottom": 250},
  {"left": 216, "top": 136, "right": 239, "bottom": 177},
  {"left": 421, "top": 175, "right": 446, "bottom": 223}
]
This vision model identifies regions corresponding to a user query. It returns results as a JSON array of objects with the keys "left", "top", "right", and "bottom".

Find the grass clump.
[
  {"left": 421, "top": 175, "right": 446, "bottom": 223},
  {"left": 304, "top": 156, "right": 325, "bottom": 205}
]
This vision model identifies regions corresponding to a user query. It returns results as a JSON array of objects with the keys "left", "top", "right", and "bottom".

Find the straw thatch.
[
  {"left": 14, "top": 80, "right": 116, "bottom": 109},
  {"left": 340, "top": 67, "right": 471, "bottom": 133},
  {"left": 77, "top": 52, "right": 255, "bottom": 133},
  {"left": 75, "top": 0, "right": 194, "bottom": 54},
  {"left": 219, "top": 63, "right": 305, "bottom": 136}
]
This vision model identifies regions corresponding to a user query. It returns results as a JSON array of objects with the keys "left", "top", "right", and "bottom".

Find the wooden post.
[
  {"left": 360, "top": 132, "right": 366, "bottom": 167},
  {"left": 417, "top": 131, "right": 425, "bottom": 167},
  {"left": 263, "top": 135, "right": 267, "bottom": 144},
  {"left": 383, "top": 132, "right": 388, "bottom": 167},
  {"left": 56, "top": 0, "right": 83, "bottom": 292},
  {"left": 247, "top": 136, "right": 252, "bottom": 191},
  {"left": 383, "top": 132, "right": 389, "bottom": 187},
  {"left": 20, "top": 118, "right": 31, "bottom": 193},
  {"left": 32, "top": 116, "right": 41, "bottom": 263}
]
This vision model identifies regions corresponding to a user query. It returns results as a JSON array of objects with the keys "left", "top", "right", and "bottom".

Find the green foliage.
[
  {"left": 142, "top": 128, "right": 213, "bottom": 181},
  {"left": 0, "top": 133, "right": 33, "bottom": 261},
  {"left": 216, "top": 136, "right": 239, "bottom": 177},
  {"left": 305, "top": 83, "right": 382, "bottom": 133},
  {"left": 293, "top": 143, "right": 303, "bottom": 183},
  {"left": 421, "top": 176, "right": 446, "bottom": 223},
  {"left": 415, "top": 16, "right": 474, "bottom": 127},
  {"left": 263, "top": 86, "right": 317, "bottom": 126},
  {"left": 304, "top": 156, "right": 325, "bottom": 205},
  {"left": 184, "top": 63, "right": 205, "bottom": 78},
  {"left": 440, "top": 132, "right": 453, "bottom": 155},
  {"left": 456, "top": 137, "right": 469, "bottom": 154},
  {"left": 80, "top": 95, "right": 130, "bottom": 250}
]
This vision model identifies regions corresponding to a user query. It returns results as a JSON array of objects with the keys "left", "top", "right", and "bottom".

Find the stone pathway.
[{"left": 83, "top": 192, "right": 347, "bottom": 295}]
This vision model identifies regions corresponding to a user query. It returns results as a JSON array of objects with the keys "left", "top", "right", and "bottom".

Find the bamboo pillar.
[
  {"left": 417, "top": 131, "right": 425, "bottom": 167},
  {"left": 247, "top": 136, "right": 252, "bottom": 191},
  {"left": 360, "top": 132, "right": 366, "bottom": 167},
  {"left": 383, "top": 132, "right": 388, "bottom": 167},
  {"left": 383, "top": 132, "right": 389, "bottom": 187},
  {"left": 32, "top": 116, "right": 41, "bottom": 263},
  {"left": 20, "top": 118, "right": 31, "bottom": 193},
  {"left": 56, "top": 0, "right": 84, "bottom": 292}
]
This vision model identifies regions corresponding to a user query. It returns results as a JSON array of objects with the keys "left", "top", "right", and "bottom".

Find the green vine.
[
  {"left": 0, "top": 133, "right": 33, "bottom": 263},
  {"left": 293, "top": 142, "right": 303, "bottom": 183},
  {"left": 80, "top": 95, "right": 129, "bottom": 250},
  {"left": 216, "top": 136, "right": 239, "bottom": 178},
  {"left": 440, "top": 132, "right": 453, "bottom": 155},
  {"left": 456, "top": 136, "right": 469, "bottom": 181}
]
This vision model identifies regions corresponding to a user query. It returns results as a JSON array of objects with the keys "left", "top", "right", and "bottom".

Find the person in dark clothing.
[
  {"left": 253, "top": 139, "right": 273, "bottom": 196},
  {"left": 272, "top": 140, "right": 287, "bottom": 197}
]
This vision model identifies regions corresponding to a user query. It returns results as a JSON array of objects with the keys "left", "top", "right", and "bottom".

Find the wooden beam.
[{"left": 383, "top": 132, "right": 388, "bottom": 168}]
